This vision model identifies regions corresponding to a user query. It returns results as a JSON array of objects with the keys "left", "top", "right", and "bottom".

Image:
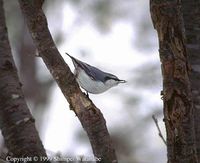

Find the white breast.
[{"left": 76, "top": 69, "right": 114, "bottom": 94}]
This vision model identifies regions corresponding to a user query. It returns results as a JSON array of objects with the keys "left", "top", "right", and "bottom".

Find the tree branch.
[
  {"left": 0, "top": 0, "right": 48, "bottom": 160},
  {"left": 18, "top": 0, "right": 117, "bottom": 162},
  {"left": 152, "top": 115, "right": 166, "bottom": 145}
]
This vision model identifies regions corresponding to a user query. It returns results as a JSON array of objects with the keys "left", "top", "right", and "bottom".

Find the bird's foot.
[
  {"left": 86, "top": 92, "right": 89, "bottom": 98},
  {"left": 83, "top": 91, "right": 90, "bottom": 98}
]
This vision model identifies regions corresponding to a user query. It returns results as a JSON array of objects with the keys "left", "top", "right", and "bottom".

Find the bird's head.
[{"left": 104, "top": 74, "right": 126, "bottom": 87}]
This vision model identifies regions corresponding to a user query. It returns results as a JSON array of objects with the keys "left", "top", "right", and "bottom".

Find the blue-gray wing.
[
  {"left": 67, "top": 53, "right": 117, "bottom": 82},
  {"left": 73, "top": 59, "right": 106, "bottom": 81},
  {"left": 83, "top": 64, "right": 110, "bottom": 82}
]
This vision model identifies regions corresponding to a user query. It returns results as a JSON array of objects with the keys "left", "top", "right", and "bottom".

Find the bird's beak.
[{"left": 119, "top": 80, "right": 127, "bottom": 83}]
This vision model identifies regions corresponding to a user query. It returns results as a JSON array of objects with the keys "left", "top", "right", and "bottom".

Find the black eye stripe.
[{"left": 104, "top": 76, "right": 119, "bottom": 81}]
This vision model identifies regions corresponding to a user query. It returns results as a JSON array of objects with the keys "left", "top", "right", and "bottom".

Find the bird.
[{"left": 66, "top": 53, "right": 126, "bottom": 94}]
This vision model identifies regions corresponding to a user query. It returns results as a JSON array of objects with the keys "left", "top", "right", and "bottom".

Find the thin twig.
[{"left": 152, "top": 114, "right": 167, "bottom": 145}]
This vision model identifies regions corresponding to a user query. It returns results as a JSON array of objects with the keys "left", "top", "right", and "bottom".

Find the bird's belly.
[{"left": 76, "top": 70, "right": 109, "bottom": 94}]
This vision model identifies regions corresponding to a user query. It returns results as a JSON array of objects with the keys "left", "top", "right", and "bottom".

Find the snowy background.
[{"left": 2, "top": 1, "right": 166, "bottom": 163}]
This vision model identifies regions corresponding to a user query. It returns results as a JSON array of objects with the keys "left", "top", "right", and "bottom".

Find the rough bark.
[
  {"left": 18, "top": 0, "right": 117, "bottom": 162},
  {"left": 182, "top": 0, "right": 200, "bottom": 161},
  {"left": 0, "top": 0, "right": 48, "bottom": 160},
  {"left": 150, "top": 0, "right": 197, "bottom": 162}
]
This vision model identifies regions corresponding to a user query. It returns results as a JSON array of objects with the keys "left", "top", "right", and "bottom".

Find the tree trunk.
[
  {"left": 150, "top": 0, "right": 197, "bottom": 162},
  {"left": 0, "top": 0, "right": 48, "bottom": 160},
  {"left": 182, "top": 0, "right": 200, "bottom": 161}
]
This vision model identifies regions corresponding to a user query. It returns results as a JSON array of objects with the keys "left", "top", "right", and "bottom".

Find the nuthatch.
[{"left": 66, "top": 53, "right": 126, "bottom": 94}]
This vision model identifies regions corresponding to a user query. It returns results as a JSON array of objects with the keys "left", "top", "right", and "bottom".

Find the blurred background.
[{"left": 1, "top": 0, "right": 166, "bottom": 162}]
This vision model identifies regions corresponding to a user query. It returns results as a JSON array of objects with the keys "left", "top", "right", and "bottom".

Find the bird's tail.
[
  {"left": 66, "top": 53, "right": 78, "bottom": 64},
  {"left": 65, "top": 52, "right": 81, "bottom": 69},
  {"left": 66, "top": 53, "right": 73, "bottom": 59}
]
